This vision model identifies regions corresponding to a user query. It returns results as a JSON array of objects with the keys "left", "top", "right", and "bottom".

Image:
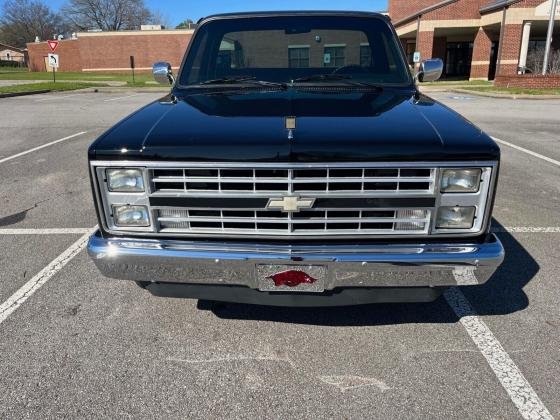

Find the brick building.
[
  {"left": 0, "top": 43, "right": 26, "bottom": 64},
  {"left": 26, "top": 28, "right": 194, "bottom": 73},
  {"left": 390, "top": 0, "right": 560, "bottom": 80}
]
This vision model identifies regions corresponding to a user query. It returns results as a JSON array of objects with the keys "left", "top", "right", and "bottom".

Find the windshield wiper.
[
  {"left": 292, "top": 74, "right": 351, "bottom": 83},
  {"left": 292, "top": 74, "right": 383, "bottom": 90},
  {"left": 197, "top": 76, "right": 287, "bottom": 89}
]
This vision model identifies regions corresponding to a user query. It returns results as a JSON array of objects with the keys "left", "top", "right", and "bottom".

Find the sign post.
[
  {"left": 47, "top": 40, "right": 59, "bottom": 83},
  {"left": 130, "top": 55, "right": 136, "bottom": 84},
  {"left": 542, "top": 0, "right": 559, "bottom": 74},
  {"left": 48, "top": 54, "right": 59, "bottom": 82}
]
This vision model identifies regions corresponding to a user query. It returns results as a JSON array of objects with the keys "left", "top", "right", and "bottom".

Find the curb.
[
  {"left": 0, "top": 89, "right": 51, "bottom": 98},
  {"left": 420, "top": 85, "right": 560, "bottom": 100},
  {"left": 450, "top": 88, "right": 560, "bottom": 100}
]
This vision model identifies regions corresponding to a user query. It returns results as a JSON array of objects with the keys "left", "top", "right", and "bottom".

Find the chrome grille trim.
[
  {"left": 155, "top": 208, "right": 430, "bottom": 235},
  {"left": 90, "top": 161, "right": 499, "bottom": 239},
  {"left": 150, "top": 167, "right": 435, "bottom": 196}
]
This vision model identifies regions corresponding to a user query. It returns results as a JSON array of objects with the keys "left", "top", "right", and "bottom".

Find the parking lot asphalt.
[{"left": 0, "top": 90, "right": 558, "bottom": 419}]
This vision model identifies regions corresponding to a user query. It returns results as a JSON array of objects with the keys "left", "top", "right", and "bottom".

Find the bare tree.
[
  {"left": 527, "top": 46, "right": 560, "bottom": 75},
  {"left": 0, "top": 0, "right": 60, "bottom": 47},
  {"left": 62, "top": 0, "right": 153, "bottom": 31}
]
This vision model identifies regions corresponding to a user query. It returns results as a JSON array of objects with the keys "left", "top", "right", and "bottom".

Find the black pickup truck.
[{"left": 87, "top": 11, "right": 504, "bottom": 306}]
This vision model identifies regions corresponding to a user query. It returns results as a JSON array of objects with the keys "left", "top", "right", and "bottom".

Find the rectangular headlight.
[
  {"left": 436, "top": 206, "right": 475, "bottom": 229},
  {"left": 106, "top": 169, "right": 144, "bottom": 192},
  {"left": 112, "top": 205, "right": 150, "bottom": 227},
  {"left": 441, "top": 169, "right": 481, "bottom": 193}
]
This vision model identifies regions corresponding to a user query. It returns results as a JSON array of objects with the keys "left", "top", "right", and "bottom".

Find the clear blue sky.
[{"left": 13, "top": 0, "right": 388, "bottom": 27}]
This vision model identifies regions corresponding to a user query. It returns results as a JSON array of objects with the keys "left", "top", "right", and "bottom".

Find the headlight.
[
  {"left": 436, "top": 206, "right": 475, "bottom": 229},
  {"left": 106, "top": 169, "right": 144, "bottom": 192},
  {"left": 440, "top": 169, "right": 481, "bottom": 193},
  {"left": 112, "top": 205, "right": 150, "bottom": 227}
]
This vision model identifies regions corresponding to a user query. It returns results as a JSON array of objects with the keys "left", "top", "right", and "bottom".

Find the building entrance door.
[{"left": 445, "top": 42, "right": 473, "bottom": 78}]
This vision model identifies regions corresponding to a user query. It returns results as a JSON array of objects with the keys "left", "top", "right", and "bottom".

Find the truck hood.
[{"left": 89, "top": 89, "right": 500, "bottom": 162}]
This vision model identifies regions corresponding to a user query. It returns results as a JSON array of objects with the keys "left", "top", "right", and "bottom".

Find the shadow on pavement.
[{"left": 202, "top": 219, "right": 538, "bottom": 326}]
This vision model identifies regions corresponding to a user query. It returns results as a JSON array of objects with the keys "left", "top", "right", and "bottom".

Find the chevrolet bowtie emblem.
[{"left": 267, "top": 196, "right": 315, "bottom": 213}]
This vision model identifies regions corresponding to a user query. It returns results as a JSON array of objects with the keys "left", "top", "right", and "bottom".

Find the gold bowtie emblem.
[{"left": 266, "top": 196, "right": 315, "bottom": 213}]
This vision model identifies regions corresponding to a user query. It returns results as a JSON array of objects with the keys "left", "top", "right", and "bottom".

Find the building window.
[
  {"left": 360, "top": 44, "right": 372, "bottom": 67},
  {"left": 324, "top": 46, "right": 345, "bottom": 67},
  {"left": 288, "top": 46, "right": 310, "bottom": 68}
]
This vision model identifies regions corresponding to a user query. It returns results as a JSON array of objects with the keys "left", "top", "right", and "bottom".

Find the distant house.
[{"left": 0, "top": 43, "right": 27, "bottom": 65}]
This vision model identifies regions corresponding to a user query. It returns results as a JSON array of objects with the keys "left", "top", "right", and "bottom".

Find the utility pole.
[{"left": 542, "top": 0, "right": 558, "bottom": 75}]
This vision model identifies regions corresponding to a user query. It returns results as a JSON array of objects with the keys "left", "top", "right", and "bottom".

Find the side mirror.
[
  {"left": 153, "top": 62, "right": 175, "bottom": 85},
  {"left": 416, "top": 58, "right": 443, "bottom": 83}
]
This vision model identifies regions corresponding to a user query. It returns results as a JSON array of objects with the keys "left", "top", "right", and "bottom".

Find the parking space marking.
[
  {"left": 492, "top": 227, "right": 560, "bottom": 233},
  {"left": 492, "top": 137, "right": 560, "bottom": 168},
  {"left": 0, "top": 228, "right": 92, "bottom": 235},
  {"left": 0, "top": 229, "right": 94, "bottom": 325},
  {"left": 0, "top": 131, "right": 87, "bottom": 164},
  {"left": 445, "top": 287, "right": 553, "bottom": 420},
  {"left": 35, "top": 94, "right": 80, "bottom": 102},
  {"left": 103, "top": 93, "right": 145, "bottom": 102}
]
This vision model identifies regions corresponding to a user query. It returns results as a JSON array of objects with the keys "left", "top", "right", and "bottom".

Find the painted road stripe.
[
  {"left": 35, "top": 94, "right": 80, "bottom": 102},
  {"left": 103, "top": 93, "right": 144, "bottom": 102},
  {"left": 445, "top": 287, "right": 553, "bottom": 420},
  {"left": 0, "top": 229, "right": 94, "bottom": 325},
  {"left": 492, "top": 137, "right": 560, "bottom": 168},
  {"left": 0, "top": 131, "right": 87, "bottom": 165},
  {"left": 0, "top": 228, "right": 92, "bottom": 235},
  {"left": 492, "top": 226, "right": 560, "bottom": 233}
]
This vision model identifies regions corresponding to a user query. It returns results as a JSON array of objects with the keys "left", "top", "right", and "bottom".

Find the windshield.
[{"left": 179, "top": 15, "right": 412, "bottom": 87}]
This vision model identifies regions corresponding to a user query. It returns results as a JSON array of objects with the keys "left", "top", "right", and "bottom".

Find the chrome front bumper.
[{"left": 87, "top": 231, "right": 504, "bottom": 289}]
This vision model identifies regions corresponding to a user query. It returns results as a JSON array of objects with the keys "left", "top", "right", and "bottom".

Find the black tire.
[{"left": 135, "top": 281, "right": 151, "bottom": 289}]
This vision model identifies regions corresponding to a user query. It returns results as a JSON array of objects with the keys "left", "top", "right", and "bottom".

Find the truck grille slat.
[
  {"left": 151, "top": 167, "right": 435, "bottom": 195},
  {"left": 148, "top": 165, "right": 436, "bottom": 237}
]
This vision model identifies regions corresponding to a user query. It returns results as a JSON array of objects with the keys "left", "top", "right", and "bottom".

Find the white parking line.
[
  {"left": 0, "top": 131, "right": 87, "bottom": 164},
  {"left": 35, "top": 94, "right": 79, "bottom": 102},
  {"left": 0, "top": 228, "right": 92, "bottom": 235},
  {"left": 492, "top": 226, "right": 560, "bottom": 233},
  {"left": 445, "top": 287, "right": 553, "bottom": 420},
  {"left": 0, "top": 229, "right": 94, "bottom": 325},
  {"left": 492, "top": 137, "right": 560, "bottom": 168},
  {"left": 103, "top": 93, "right": 144, "bottom": 102}
]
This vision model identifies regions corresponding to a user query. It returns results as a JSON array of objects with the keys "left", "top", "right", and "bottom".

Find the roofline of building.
[
  {"left": 77, "top": 28, "right": 195, "bottom": 37},
  {"left": 393, "top": 0, "right": 459, "bottom": 27},
  {"left": 479, "top": 0, "right": 523, "bottom": 14},
  {"left": 0, "top": 42, "right": 25, "bottom": 52}
]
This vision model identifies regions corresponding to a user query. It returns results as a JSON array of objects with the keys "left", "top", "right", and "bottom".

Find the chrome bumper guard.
[{"left": 87, "top": 231, "right": 504, "bottom": 289}]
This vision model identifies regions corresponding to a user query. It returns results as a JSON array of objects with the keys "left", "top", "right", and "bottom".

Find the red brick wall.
[
  {"left": 389, "top": 0, "right": 441, "bottom": 22},
  {"left": 27, "top": 39, "right": 82, "bottom": 72},
  {"left": 78, "top": 33, "right": 192, "bottom": 71},
  {"left": 417, "top": 31, "right": 435, "bottom": 60},
  {"left": 422, "top": 0, "right": 481, "bottom": 20},
  {"left": 390, "top": 0, "right": 482, "bottom": 23},
  {"left": 470, "top": 27, "right": 493, "bottom": 79},
  {"left": 497, "top": 24, "right": 523, "bottom": 75},
  {"left": 26, "top": 31, "right": 192, "bottom": 73},
  {"left": 494, "top": 74, "right": 560, "bottom": 88}
]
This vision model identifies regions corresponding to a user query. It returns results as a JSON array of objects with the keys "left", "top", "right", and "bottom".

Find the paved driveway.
[{"left": 0, "top": 90, "right": 558, "bottom": 419}]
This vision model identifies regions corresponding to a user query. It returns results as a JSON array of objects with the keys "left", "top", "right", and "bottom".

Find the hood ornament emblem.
[{"left": 285, "top": 116, "right": 296, "bottom": 141}]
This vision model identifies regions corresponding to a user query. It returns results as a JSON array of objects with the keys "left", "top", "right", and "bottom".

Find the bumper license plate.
[{"left": 256, "top": 264, "right": 326, "bottom": 292}]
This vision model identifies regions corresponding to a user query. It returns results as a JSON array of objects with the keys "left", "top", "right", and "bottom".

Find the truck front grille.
[{"left": 143, "top": 164, "right": 436, "bottom": 238}]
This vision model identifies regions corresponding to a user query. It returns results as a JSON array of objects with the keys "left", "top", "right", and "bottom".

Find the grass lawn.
[
  {"left": 0, "top": 70, "right": 153, "bottom": 84},
  {"left": 461, "top": 86, "right": 560, "bottom": 95},
  {"left": 0, "top": 82, "right": 107, "bottom": 94}
]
